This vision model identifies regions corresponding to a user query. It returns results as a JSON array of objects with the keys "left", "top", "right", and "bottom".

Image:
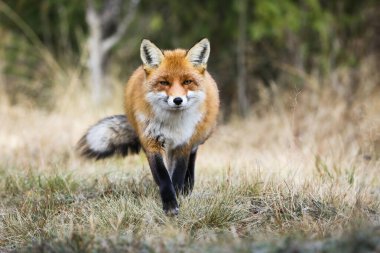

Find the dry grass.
[{"left": 0, "top": 59, "right": 380, "bottom": 252}]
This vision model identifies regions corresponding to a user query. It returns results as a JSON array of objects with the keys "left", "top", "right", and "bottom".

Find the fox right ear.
[
  {"left": 140, "top": 39, "right": 164, "bottom": 68},
  {"left": 186, "top": 38, "right": 210, "bottom": 67}
]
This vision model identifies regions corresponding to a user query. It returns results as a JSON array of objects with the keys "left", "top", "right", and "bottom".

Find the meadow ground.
[{"left": 0, "top": 62, "right": 380, "bottom": 252}]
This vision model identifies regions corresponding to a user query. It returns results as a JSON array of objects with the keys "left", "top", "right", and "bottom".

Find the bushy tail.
[{"left": 77, "top": 115, "right": 141, "bottom": 159}]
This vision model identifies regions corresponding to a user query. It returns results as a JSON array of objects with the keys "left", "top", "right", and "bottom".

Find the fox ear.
[
  {"left": 186, "top": 38, "right": 210, "bottom": 67},
  {"left": 140, "top": 39, "right": 164, "bottom": 68}
]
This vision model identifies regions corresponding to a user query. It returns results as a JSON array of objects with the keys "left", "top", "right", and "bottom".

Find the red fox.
[{"left": 77, "top": 39, "right": 219, "bottom": 215}]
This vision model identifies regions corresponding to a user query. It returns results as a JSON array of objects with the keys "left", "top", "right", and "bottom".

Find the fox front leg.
[
  {"left": 170, "top": 156, "right": 189, "bottom": 195},
  {"left": 183, "top": 148, "right": 197, "bottom": 195},
  {"left": 169, "top": 147, "right": 196, "bottom": 195},
  {"left": 147, "top": 153, "right": 179, "bottom": 215}
]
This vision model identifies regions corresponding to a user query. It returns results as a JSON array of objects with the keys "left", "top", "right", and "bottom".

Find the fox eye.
[
  {"left": 183, "top": 80, "right": 192, "bottom": 85},
  {"left": 159, "top": 81, "right": 170, "bottom": 86}
]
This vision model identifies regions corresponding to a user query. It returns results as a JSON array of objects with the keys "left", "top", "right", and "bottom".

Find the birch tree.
[{"left": 86, "top": 0, "right": 139, "bottom": 103}]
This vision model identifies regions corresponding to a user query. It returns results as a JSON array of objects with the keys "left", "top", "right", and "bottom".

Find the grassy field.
[{"left": 0, "top": 61, "right": 380, "bottom": 252}]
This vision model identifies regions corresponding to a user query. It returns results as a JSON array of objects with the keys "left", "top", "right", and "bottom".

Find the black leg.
[
  {"left": 171, "top": 155, "right": 189, "bottom": 195},
  {"left": 147, "top": 153, "right": 178, "bottom": 215},
  {"left": 183, "top": 148, "right": 197, "bottom": 195}
]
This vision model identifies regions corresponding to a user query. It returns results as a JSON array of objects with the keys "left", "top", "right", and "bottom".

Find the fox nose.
[{"left": 173, "top": 97, "right": 183, "bottom": 105}]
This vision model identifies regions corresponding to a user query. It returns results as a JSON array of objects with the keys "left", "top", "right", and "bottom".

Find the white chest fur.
[{"left": 137, "top": 107, "right": 203, "bottom": 149}]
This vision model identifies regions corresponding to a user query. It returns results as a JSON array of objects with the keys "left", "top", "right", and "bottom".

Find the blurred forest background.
[
  {"left": 0, "top": 0, "right": 379, "bottom": 118},
  {"left": 1, "top": 1, "right": 380, "bottom": 251}
]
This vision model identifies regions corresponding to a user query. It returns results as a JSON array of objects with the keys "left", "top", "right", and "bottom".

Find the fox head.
[{"left": 140, "top": 39, "right": 210, "bottom": 111}]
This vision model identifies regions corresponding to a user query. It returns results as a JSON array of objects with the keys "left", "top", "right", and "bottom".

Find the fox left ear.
[
  {"left": 140, "top": 39, "right": 164, "bottom": 68},
  {"left": 186, "top": 38, "right": 210, "bottom": 67}
]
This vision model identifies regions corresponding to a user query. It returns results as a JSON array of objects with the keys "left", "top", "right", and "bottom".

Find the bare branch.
[
  {"left": 100, "top": 0, "right": 122, "bottom": 25},
  {"left": 101, "top": 0, "right": 140, "bottom": 53},
  {"left": 86, "top": 0, "right": 100, "bottom": 28}
]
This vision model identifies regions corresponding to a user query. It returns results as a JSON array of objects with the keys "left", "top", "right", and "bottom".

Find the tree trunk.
[
  {"left": 237, "top": 0, "right": 249, "bottom": 117},
  {"left": 86, "top": 0, "right": 139, "bottom": 104},
  {"left": 87, "top": 4, "right": 106, "bottom": 103}
]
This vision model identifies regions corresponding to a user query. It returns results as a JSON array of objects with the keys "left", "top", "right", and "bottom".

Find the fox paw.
[
  {"left": 164, "top": 206, "right": 179, "bottom": 216},
  {"left": 163, "top": 200, "right": 179, "bottom": 216}
]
